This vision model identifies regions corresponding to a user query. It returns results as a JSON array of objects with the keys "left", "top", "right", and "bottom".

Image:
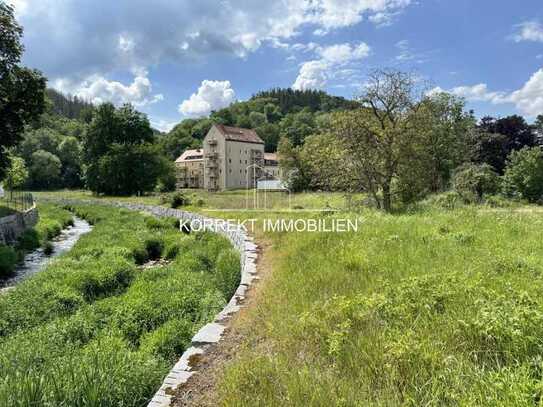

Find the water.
[{"left": 1, "top": 216, "right": 92, "bottom": 289}]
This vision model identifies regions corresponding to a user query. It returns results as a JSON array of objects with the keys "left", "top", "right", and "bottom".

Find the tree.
[
  {"left": 3, "top": 155, "right": 28, "bottom": 189},
  {"left": 0, "top": 3, "right": 46, "bottom": 180},
  {"left": 410, "top": 93, "right": 476, "bottom": 192},
  {"left": 476, "top": 115, "right": 536, "bottom": 173},
  {"left": 255, "top": 123, "right": 280, "bottom": 152},
  {"left": 452, "top": 163, "right": 500, "bottom": 203},
  {"left": 331, "top": 69, "right": 426, "bottom": 211},
  {"left": 83, "top": 103, "right": 164, "bottom": 195},
  {"left": 503, "top": 147, "right": 543, "bottom": 203},
  {"left": 300, "top": 133, "right": 350, "bottom": 191},
  {"left": 30, "top": 150, "right": 61, "bottom": 189},
  {"left": 277, "top": 137, "right": 310, "bottom": 192}
]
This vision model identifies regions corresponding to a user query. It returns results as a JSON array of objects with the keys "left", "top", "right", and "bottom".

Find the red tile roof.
[
  {"left": 214, "top": 124, "right": 264, "bottom": 144},
  {"left": 175, "top": 149, "right": 204, "bottom": 163}
]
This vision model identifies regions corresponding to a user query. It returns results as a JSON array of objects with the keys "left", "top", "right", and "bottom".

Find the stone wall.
[
  {"left": 38, "top": 199, "right": 258, "bottom": 407},
  {"left": 0, "top": 206, "right": 39, "bottom": 245}
]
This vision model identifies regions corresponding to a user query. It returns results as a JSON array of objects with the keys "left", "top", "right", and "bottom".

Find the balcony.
[
  {"left": 207, "top": 138, "right": 217, "bottom": 146},
  {"left": 205, "top": 151, "right": 218, "bottom": 159}
]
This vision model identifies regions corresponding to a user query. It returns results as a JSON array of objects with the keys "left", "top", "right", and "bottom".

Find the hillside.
[{"left": 159, "top": 88, "right": 358, "bottom": 159}]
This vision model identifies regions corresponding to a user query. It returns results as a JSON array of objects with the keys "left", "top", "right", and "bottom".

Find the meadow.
[
  {"left": 0, "top": 203, "right": 240, "bottom": 406},
  {"left": 30, "top": 191, "right": 543, "bottom": 405},
  {"left": 207, "top": 201, "right": 543, "bottom": 406}
]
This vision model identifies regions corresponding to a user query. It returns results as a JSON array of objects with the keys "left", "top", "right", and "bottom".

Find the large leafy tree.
[
  {"left": 331, "top": 69, "right": 425, "bottom": 211},
  {"left": 83, "top": 103, "right": 163, "bottom": 195},
  {"left": 503, "top": 147, "right": 543, "bottom": 203},
  {"left": 475, "top": 115, "right": 536, "bottom": 173},
  {"left": 0, "top": 2, "right": 46, "bottom": 181}
]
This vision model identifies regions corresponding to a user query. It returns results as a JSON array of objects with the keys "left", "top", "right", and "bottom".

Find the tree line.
[
  {"left": 2, "top": 1, "right": 543, "bottom": 205},
  {"left": 279, "top": 70, "right": 543, "bottom": 211}
]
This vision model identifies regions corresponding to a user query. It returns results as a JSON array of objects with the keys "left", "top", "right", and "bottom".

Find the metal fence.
[{"left": 1, "top": 191, "right": 35, "bottom": 212}]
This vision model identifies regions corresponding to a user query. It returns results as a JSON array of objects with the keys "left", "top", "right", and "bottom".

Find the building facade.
[
  {"left": 175, "top": 125, "right": 282, "bottom": 192},
  {"left": 203, "top": 125, "right": 266, "bottom": 191},
  {"left": 175, "top": 149, "right": 204, "bottom": 189}
]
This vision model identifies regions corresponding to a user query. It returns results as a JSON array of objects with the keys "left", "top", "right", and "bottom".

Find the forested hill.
[
  {"left": 253, "top": 88, "right": 360, "bottom": 113},
  {"left": 159, "top": 88, "right": 360, "bottom": 159},
  {"left": 46, "top": 89, "right": 94, "bottom": 121}
]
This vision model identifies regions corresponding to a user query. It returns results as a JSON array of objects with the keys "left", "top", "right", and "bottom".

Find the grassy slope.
[
  {"left": 0, "top": 203, "right": 240, "bottom": 406},
  {"left": 216, "top": 206, "right": 543, "bottom": 406}
]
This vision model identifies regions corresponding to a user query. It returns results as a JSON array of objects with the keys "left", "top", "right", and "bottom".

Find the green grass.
[
  {"left": 34, "top": 189, "right": 357, "bottom": 212},
  {"left": 215, "top": 205, "right": 543, "bottom": 406},
  {"left": 0, "top": 203, "right": 240, "bottom": 406}
]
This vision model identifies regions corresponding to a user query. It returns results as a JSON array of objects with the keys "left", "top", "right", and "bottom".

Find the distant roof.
[
  {"left": 175, "top": 149, "right": 203, "bottom": 163},
  {"left": 214, "top": 124, "right": 264, "bottom": 144},
  {"left": 264, "top": 153, "right": 278, "bottom": 162}
]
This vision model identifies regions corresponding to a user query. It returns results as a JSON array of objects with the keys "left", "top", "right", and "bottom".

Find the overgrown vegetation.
[
  {"left": 218, "top": 205, "right": 543, "bottom": 406},
  {"left": 0, "top": 203, "right": 240, "bottom": 406}
]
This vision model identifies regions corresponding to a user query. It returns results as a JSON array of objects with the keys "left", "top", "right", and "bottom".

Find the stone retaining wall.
[
  {"left": 39, "top": 199, "right": 258, "bottom": 407},
  {"left": 0, "top": 206, "right": 39, "bottom": 245}
]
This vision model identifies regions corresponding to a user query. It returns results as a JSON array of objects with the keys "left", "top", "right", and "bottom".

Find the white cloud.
[
  {"left": 508, "top": 69, "right": 543, "bottom": 117},
  {"left": 179, "top": 80, "right": 236, "bottom": 117},
  {"left": 293, "top": 42, "right": 371, "bottom": 90},
  {"left": 53, "top": 69, "right": 163, "bottom": 107},
  {"left": 150, "top": 119, "right": 178, "bottom": 133},
  {"left": 15, "top": 0, "right": 412, "bottom": 83},
  {"left": 438, "top": 83, "right": 506, "bottom": 103},
  {"left": 9, "top": 0, "right": 27, "bottom": 16},
  {"left": 431, "top": 68, "right": 543, "bottom": 117},
  {"left": 293, "top": 60, "right": 330, "bottom": 90},
  {"left": 512, "top": 21, "right": 543, "bottom": 43}
]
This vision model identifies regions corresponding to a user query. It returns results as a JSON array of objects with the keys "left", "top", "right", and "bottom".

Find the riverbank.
[
  {"left": 1, "top": 216, "right": 92, "bottom": 290},
  {"left": 0, "top": 202, "right": 241, "bottom": 406},
  {"left": 0, "top": 203, "right": 74, "bottom": 278}
]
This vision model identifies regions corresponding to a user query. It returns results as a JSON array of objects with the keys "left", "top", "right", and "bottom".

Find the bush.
[
  {"left": 170, "top": 192, "right": 190, "bottom": 208},
  {"left": 453, "top": 163, "right": 500, "bottom": 203},
  {"left": 0, "top": 245, "right": 17, "bottom": 277},
  {"left": 503, "top": 147, "right": 543, "bottom": 203},
  {"left": 139, "top": 318, "right": 194, "bottom": 363}
]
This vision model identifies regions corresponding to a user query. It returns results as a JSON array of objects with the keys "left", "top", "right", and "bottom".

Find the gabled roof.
[
  {"left": 175, "top": 149, "right": 204, "bottom": 163},
  {"left": 214, "top": 124, "right": 264, "bottom": 144}
]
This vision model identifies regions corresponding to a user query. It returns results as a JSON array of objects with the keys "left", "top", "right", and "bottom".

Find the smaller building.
[
  {"left": 175, "top": 149, "right": 204, "bottom": 189},
  {"left": 263, "top": 153, "right": 281, "bottom": 180}
]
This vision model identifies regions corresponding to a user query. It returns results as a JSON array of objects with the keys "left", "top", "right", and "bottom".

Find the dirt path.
[{"left": 171, "top": 237, "right": 274, "bottom": 406}]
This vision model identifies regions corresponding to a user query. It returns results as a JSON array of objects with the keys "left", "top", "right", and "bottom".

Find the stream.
[{"left": 1, "top": 216, "right": 92, "bottom": 290}]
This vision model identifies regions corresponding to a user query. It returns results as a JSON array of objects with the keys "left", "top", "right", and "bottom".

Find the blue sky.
[{"left": 10, "top": 0, "right": 543, "bottom": 131}]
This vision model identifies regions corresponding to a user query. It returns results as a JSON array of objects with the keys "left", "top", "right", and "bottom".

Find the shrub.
[
  {"left": 139, "top": 318, "right": 194, "bottom": 363},
  {"left": 170, "top": 192, "right": 190, "bottom": 208},
  {"left": 43, "top": 241, "right": 54, "bottom": 255},
  {"left": 145, "top": 237, "right": 164, "bottom": 260},
  {"left": 17, "top": 229, "right": 40, "bottom": 251},
  {"left": 453, "top": 163, "right": 500, "bottom": 203},
  {"left": 503, "top": 147, "right": 543, "bottom": 203},
  {"left": 0, "top": 245, "right": 17, "bottom": 277}
]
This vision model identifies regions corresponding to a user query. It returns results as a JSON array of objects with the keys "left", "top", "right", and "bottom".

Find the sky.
[{"left": 9, "top": 0, "right": 543, "bottom": 131}]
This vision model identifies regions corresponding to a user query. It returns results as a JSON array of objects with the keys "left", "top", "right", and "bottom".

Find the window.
[{"left": 229, "top": 158, "right": 231, "bottom": 163}]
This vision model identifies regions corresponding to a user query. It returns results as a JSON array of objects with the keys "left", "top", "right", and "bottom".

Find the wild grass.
[
  {"left": 34, "top": 189, "right": 357, "bottom": 212},
  {"left": 217, "top": 206, "right": 543, "bottom": 406},
  {"left": 0, "top": 203, "right": 240, "bottom": 406}
]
